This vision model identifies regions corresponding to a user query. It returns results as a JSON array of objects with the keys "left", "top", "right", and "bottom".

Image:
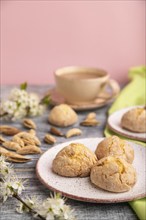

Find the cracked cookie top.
[
  {"left": 52, "top": 143, "right": 97, "bottom": 177},
  {"left": 121, "top": 107, "right": 146, "bottom": 133},
  {"left": 90, "top": 156, "right": 137, "bottom": 192},
  {"left": 95, "top": 136, "right": 134, "bottom": 164}
]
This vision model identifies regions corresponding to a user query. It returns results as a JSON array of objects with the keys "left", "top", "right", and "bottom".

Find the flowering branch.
[
  {"left": 13, "top": 194, "right": 45, "bottom": 220},
  {"left": 0, "top": 83, "right": 51, "bottom": 121},
  {"left": 0, "top": 156, "right": 76, "bottom": 220}
]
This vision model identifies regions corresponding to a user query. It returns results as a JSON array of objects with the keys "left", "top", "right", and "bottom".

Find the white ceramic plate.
[
  {"left": 36, "top": 138, "right": 146, "bottom": 203},
  {"left": 107, "top": 106, "right": 146, "bottom": 142}
]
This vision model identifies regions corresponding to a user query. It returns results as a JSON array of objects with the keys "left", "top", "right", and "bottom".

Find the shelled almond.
[
  {"left": 3, "top": 141, "right": 21, "bottom": 151},
  {"left": 80, "top": 112, "right": 100, "bottom": 127},
  {"left": 0, "top": 125, "right": 21, "bottom": 136},
  {"left": 66, "top": 128, "right": 82, "bottom": 138},
  {"left": 17, "top": 145, "right": 42, "bottom": 155},
  {"left": 0, "top": 146, "right": 31, "bottom": 163},
  {"left": 44, "top": 134, "right": 56, "bottom": 144},
  {"left": 23, "top": 118, "right": 36, "bottom": 129}
]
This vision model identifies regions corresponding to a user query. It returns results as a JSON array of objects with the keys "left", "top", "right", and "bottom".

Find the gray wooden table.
[{"left": 0, "top": 85, "right": 138, "bottom": 220}]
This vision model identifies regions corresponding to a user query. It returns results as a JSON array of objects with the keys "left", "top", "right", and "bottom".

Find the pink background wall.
[{"left": 1, "top": 1, "right": 145, "bottom": 85}]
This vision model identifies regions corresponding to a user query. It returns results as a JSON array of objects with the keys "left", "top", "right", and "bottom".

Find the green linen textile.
[{"left": 104, "top": 66, "right": 146, "bottom": 220}]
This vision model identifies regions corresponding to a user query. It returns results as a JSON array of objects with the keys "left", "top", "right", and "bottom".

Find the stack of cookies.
[{"left": 52, "top": 135, "right": 137, "bottom": 193}]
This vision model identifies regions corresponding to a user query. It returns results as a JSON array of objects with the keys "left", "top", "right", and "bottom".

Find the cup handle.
[
  {"left": 98, "top": 79, "right": 120, "bottom": 100},
  {"left": 107, "top": 79, "right": 120, "bottom": 98}
]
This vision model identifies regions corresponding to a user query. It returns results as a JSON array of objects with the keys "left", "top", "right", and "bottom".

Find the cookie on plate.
[
  {"left": 52, "top": 143, "right": 97, "bottom": 177},
  {"left": 121, "top": 107, "right": 146, "bottom": 133},
  {"left": 48, "top": 104, "right": 78, "bottom": 127},
  {"left": 90, "top": 156, "right": 137, "bottom": 193},
  {"left": 95, "top": 136, "right": 134, "bottom": 164}
]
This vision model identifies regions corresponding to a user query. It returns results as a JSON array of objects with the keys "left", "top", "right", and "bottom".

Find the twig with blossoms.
[
  {"left": 0, "top": 155, "right": 76, "bottom": 220},
  {"left": 14, "top": 194, "right": 46, "bottom": 220},
  {"left": 0, "top": 155, "right": 14, "bottom": 177},
  {"left": 0, "top": 82, "right": 51, "bottom": 121}
]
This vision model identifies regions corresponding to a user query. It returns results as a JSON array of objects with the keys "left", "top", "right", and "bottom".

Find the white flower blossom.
[
  {"left": 10, "top": 88, "right": 28, "bottom": 102},
  {"left": 16, "top": 202, "right": 27, "bottom": 214},
  {"left": 46, "top": 212, "right": 55, "bottom": 220},
  {"left": 37, "top": 105, "right": 45, "bottom": 116},
  {"left": 12, "top": 107, "right": 26, "bottom": 121},
  {"left": 16, "top": 195, "right": 39, "bottom": 214},
  {"left": 29, "top": 108, "right": 39, "bottom": 117},
  {"left": 0, "top": 86, "right": 46, "bottom": 120},
  {"left": 61, "top": 205, "right": 76, "bottom": 220},
  {"left": 41, "top": 198, "right": 63, "bottom": 216},
  {"left": 0, "top": 155, "right": 13, "bottom": 177},
  {"left": 12, "top": 180, "right": 25, "bottom": 195},
  {"left": 0, "top": 176, "right": 25, "bottom": 202},
  {"left": 0, "top": 156, "right": 76, "bottom": 220},
  {"left": 2, "top": 100, "right": 17, "bottom": 115},
  {"left": 37, "top": 193, "right": 76, "bottom": 220},
  {"left": 29, "top": 93, "right": 40, "bottom": 102}
]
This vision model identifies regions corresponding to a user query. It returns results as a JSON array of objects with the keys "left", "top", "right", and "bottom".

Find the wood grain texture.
[{"left": 0, "top": 85, "right": 138, "bottom": 220}]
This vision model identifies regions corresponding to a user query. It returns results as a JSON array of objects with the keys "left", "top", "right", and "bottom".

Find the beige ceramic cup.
[{"left": 54, "top": 66, "right": 120, "bottom": 104}]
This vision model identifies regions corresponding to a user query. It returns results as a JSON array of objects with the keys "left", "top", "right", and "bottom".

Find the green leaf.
[
  {"left": 20, "top": 82, "right": 27, "bottom": 90},
  {"left": 40, "top": 94, "right": 51, "bottom": 105}
]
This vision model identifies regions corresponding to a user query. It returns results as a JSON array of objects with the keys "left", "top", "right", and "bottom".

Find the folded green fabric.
[{"left": 104, "top": 66, "right": 146, "bottom": 220}]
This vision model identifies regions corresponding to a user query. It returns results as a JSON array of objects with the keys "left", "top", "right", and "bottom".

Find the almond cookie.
[
  {"left": 95, "top": 136, "right": 134, "bottom": 164},
  {"left": 90, "top": 156, "right": 137, "bottom": 193},
  {"left": 52, "top": 143, "right": 97, "bottom": 177},
  {"left": 48, "top": 104, "right": 78, "bottom": 127},
  {"left": 121, "top": 107, "right": 146, "bottom": 133}
]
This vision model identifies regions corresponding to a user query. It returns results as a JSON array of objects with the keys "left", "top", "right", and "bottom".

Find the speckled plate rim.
[
  {"left": 107, "top": 106, "right": 146, "bottom": 142},
  {"left": 36, "top": 138, "right": 146, "bottom": 203}
]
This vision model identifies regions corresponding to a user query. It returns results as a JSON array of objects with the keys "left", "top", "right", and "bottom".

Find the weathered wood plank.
[{"left": 0, "top": 85, "right": 138, "bottom": 220}]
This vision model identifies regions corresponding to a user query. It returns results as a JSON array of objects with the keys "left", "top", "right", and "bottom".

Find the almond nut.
[
  {"left": 0, "top": 135, "right": 7, "bottom": 144},
  {"left": 0, "top": 125, "right": 21, "bottom": 136},
  {"left": 23, "top": 118, "right": 36, "bottom": 129},
  {"left": 66, "top": 128, "right": 82, "bottom": 138},
  {"left": 50, "top": 127, "right": 64, "bottom": 137},
  {"left": 44, "top": 134, "right": 56, "bottom": 144},
  {"left": 17, "top": 145, "right": 42, "bottom": 155},
  {"left": 3, "top": 141, "right": 21, "bottom": 151}
]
